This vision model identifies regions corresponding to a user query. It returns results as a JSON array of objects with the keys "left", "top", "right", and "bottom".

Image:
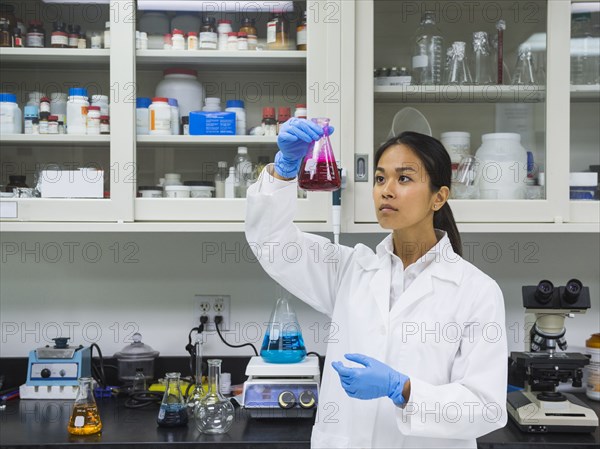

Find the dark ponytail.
[{"left": 374, "top": 132, "right": 463, "bottom": 257}]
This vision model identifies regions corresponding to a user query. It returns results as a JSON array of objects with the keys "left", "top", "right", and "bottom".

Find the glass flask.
[
  {"left": 186, "top": 338, "right": 205, "bottom": 418},
  {"left": 571, "top": 13, "right": 600, "bottom": 85},
  {"left": 67, "top": 377, "right": 102, "bottom": 435},
  {"left": 445, "top": 41, "right": 472, "bottom": 85},
  {"left": 513, "top": 45, "right": 536, "bottom": 85},
  {"left": 157, "top": 372, "right": 188, "bottom": 427},
  {"left": 195, "top": 359, "right": 234, "bottom": 434},
  {"left": 411, "top": 11, "right": 444, "bottom": 85},
  {"left": 298, "top": 118, "right": 340, "bottom": 191},
  {"left": 472, "top": 32, "right": 493, "bottom": 85},
  {"left": 261, "top": 297, "right": 307, "bottom": 364}
]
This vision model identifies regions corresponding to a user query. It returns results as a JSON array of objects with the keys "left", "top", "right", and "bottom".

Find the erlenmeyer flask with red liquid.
[{"left": 298, "top": 118, "right": 341, "bottom": 191}]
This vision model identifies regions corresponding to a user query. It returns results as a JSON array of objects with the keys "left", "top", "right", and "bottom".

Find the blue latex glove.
[
  {"left": 274, "top": 118, "right": 334, "bottom": 178},
  {"left": 332, "top": 353, "right": 410, "bottom": 407}
]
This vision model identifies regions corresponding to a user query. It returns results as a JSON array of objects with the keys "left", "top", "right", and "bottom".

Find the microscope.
[{"left": 507, "top": 279, "right": 599, "bottom": 433}]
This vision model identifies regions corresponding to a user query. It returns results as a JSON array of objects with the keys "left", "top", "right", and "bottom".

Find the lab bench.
[{"left": 0, "top": 394, "right": 599, "bottom": 449}]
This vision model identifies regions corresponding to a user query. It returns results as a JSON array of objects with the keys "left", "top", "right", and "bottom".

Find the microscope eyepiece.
[
  {"left": 562, "top": 278, "right": 583, "bottom": 304},
  {"left": 535, "top": 280, "right": 554, "bottom": 303}
]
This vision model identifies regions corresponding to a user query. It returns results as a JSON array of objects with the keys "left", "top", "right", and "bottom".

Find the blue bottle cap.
[
  {"left": 136, "top": 97, "right": 152, "bottom": 108},
  {"left": 24, "top": 105, "right": 39, "bottom": 117},
  {"left": 527, "top": 151, "right": 534, "bottom": 173},
  {"left": 226, "top": 100, "right": 244, "bottom": 108},
  {"left": 68, "top": 87, "right": 88, "bottom": 97},
  {"left": 0, "top": 93, "right": 17, "bottom": 103},
  {"left": 167, "top": 98, "right": 178, "bottom": 107}
]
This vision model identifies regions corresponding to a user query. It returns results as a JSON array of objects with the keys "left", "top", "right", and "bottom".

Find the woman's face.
[{"left": 373, "top": 144, "right": 445, "bottom": 231}]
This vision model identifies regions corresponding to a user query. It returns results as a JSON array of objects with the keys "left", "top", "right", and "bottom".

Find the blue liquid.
[
  {"left": 260, "top": 332, "right": 307, "bottom": 364},
  {"left": 157, "top": 404, "right": 188, "bottom": 427}
]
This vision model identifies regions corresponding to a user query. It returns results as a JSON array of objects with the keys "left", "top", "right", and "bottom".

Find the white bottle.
[
  {"left": 136, "top": 97, "right": 151, "bottom": 135},
  {"left": 50, "top": 92, "right": 67, "bottom": 124},
  {"left": 149, "top": 97, "right": 171, "bottom": 135},
  {"left": 225, "top": 100, "right": 246, "bottom": 135},
  {"left": 214, "top": 161, "right": 228, "bottom": 198},
  {"left": 172, "top": 29, "right": 185, "bottom": 50},
  {"left": 0, "top": 93, "right": 22, "bottom": 134},
  {"left": 168, "top": 98, "right": 179, "bottom": 135},
  {"left": 104, "top": 21, "right": 110, "bottom": 49},
  {"left": 234, "top": 146, "right": 253, "bottom": 198},
  {"left": 224, "top": 166, "right": 236, "bottom": 198},
  {"left": 66, "top": 88, "right": 89, "bottom": 135},
  {"left": 217, "top": 20, "right": 232, "bottom": 50},
  {"left": 91, "top": 95, "right": 109, "bottom": 117},
  {"left": 203, "top": 97, "right": 221, "bottom": 112},
  {"left": 27, "top": 91, "right": 44, "bottom": 108}
]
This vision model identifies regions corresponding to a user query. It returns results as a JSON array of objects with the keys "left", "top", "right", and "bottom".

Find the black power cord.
[{"left": 214, "top": 316, "right": 258, "bottom": 356}]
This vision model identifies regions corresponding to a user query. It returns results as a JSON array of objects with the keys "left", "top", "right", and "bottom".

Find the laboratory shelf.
[
  {"left": 0, "top": 198, "right": 117, "bottom": 222},
  {"left": 136, "top": 135, "right": 278, "bottom": 146},
  {"left": 570, "top": 201, "right": 600, "bottom": 223},
  {"left": 0, "top": 48, "right": 110, "bottom": 70},
  {"left": 570, "top": 85, "right": 600, "bottom": 102},
  {"left": 136, "top": 50, "right": 307, "bottom": 71},
  {"left": 0, "top": 135, "right": 110, "bottom": 147},
  {"left": 373, "top": 85, "right": 546, "bottom": 103}
]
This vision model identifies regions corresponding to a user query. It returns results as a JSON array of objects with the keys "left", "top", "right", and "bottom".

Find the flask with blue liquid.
[{"left": 261, "top": 298, "right": 307, "bottom": 364}]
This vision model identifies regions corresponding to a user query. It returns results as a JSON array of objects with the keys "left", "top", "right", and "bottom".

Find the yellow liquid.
[{"left": 67, "top": 404, "right": 102, "bottom": 435}]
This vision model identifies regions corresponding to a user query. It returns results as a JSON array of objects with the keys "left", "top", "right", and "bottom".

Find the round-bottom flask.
[{"left": 195, "top": 359, "right": 234, "bottom": 434}]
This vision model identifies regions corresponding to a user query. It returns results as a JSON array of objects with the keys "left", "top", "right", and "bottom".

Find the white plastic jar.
[
  {"left": 294, "top": 103, "right": 307, "bottom": 119},
  {"left": 155, "top": 68, "right": 204, "bottom": 119},
  {"left": 172, "top": 29, "right": 185, "bottom": 50},
  {"left": 66, "top": 88, "right": 89, "bottom": 135},
  {"left": 203, "top": 97, "right": 221, "bottom": 112},
  {"left": 50, "top": 92, "right": 67, "bottom": 124},
  {"left": 136, "top": 97, "right": 151, "bottom": 135},
  {"left": 165, "top": 185, "right": 191, "bottom": 198},
  {"left": 149, "top": 97, "right": 171, "bottom": 135},
  {"left": 86, "top": 106, "right": 101, "bottom": 135},
  {"left": 138, "top": 186, "right": 163, "bottom": 198},
  {"left": 225, "top": 100, "right": 246, "bottom": 135},
  {"left": 0, "top": 93, "right": 22, "bottom": 135},
  {"left": 441, "top": 132, "right": 471, "bottom": 179},
  {"left": 164, "top": 173, "right": 182, "bottom": 186},
  {"left": 91, "top": 94, "right": 109, "bottom": 117},
  {"left": 475, "top": 133, "right": 527, "bottom": 199},
  {"left": 184, "top": 181, "right": 215, "bottom": 198},
  {"left": 217, "top": 20, "right": 233, "bottom": 50}
]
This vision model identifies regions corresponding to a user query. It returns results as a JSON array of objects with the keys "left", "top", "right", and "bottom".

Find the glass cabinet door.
[
  {"left": 351, "top": 0, "right": 570, "bottom": 225},
  {"left": 569, "top": 0, "right": 600, "bottom": 223},
  {"left": 132, "top": 0, "right": 339, "bottom": 223},
  {"left": 0, "top": 0, "right": 134, "bottom": 224}
]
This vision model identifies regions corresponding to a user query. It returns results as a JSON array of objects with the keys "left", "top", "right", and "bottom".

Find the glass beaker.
[
  {"left": 451, "top": 156, "right": 480, "bottom": 199},
  {"left": 157, "top": 372, "right": 188, "bottom": 427},
  {"left": 298, "top": 118, "right": 341, "bottom": 192},
  {"left": 67, "top": 377, "right": 102, "bottom": 435},
  {"left": 261, "top": 298, "right": 307, "bottom": 364},
  {"left": 445, "top": 41, "right": 472, "bottom": 85},
  {"left": 472, "top": 32, "right": 493, "bottom": 85},
  {"left": 195, "top": 359, "right": 234, "bottom": 434},
  {"left": 513, "top": 44, "right": 536, "bottom": 85}
]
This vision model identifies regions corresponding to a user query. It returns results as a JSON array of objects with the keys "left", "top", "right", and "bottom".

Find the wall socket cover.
[{"left": 194, "top": 294, "right": 231, "bottom": 331}]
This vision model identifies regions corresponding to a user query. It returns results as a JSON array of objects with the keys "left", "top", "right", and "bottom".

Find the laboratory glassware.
[
  {"left": 157, "top": 372, "right": 188, "bottom": 427},
  {"left": 298, "top": 118, "right": 341, "bottom": 191},
  {"left": 411, "top": 11, "right": 444, "bottom": 85},
  {"left": 513, "top": 45, "right": 536, "bottom": 85},
  {"left": 67, "top": 377, "right": 102, "bottom": 435},
  {"left": 261, "top": 297, "right": 307, "bottom": 363},
  {"left": 445, "top": 41, "right": 472, "bottom": 85},
  {"left": 195, "top": 359, "right": 234, "bottom": 434},
  {"left": 186, "top": 338, "right": 205, "bottom": 418},
  {"left": 472, "top": 32, "right": 493, "bottom": 85}
]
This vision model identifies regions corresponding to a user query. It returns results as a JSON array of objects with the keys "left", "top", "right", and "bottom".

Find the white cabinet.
[
  {"left": 341, "top": 0, "right": 599, "bottom": 232},
  {"left": 1, "top": 0, "right": 341, "bottom": 231}
]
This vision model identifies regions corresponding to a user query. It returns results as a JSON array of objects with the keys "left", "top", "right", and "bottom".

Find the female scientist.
[{"left": 245, "top": 119, "right": 508, "bottom": 448}]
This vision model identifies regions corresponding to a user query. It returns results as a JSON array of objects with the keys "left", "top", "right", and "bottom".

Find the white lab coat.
[{"left": 245, "top": 169, "right": 508, "bottom": 449}]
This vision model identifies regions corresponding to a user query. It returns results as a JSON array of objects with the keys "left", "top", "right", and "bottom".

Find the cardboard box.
[
  {"left": 189, "top": 111, "right": 236, "bottom": 135},
  {"left": 39, "top": 169, "right": 104, "bottom": 198}
]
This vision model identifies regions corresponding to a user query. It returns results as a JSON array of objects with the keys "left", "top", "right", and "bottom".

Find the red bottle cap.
[
  {"left": 88, "top": 106, "right": 101, "bottom": 111},
  {"left": 237, "top": 32, "right": 247, "bottom": 38},
  {"left": 278, "top": 107, "right": 291, "bottom": 121},
  {"left": 188, "top": 31, "right": 198, "bottom": 36},
  {"left": 100, "top": 115, "right": 109, "bottom": 120},
  {"left": 296, "top": 104, "right": 307, "bottom": 108},
  {"left": 152, "top": 97, "right": 169, "bottom": 103},
  {"left": 218, "top": 20, "right": 232, "bottom": 24},
  {"left": 172, "top": 28, "right": 184, "bottom": 35},
  {"left": 262, "top": 107, "right": 276, "bottom": 119},
  {"left": 48, "top": 115, "right": 58, "bottom": 121},
  {"left": 163, "top": 68, "right": 198, "bottom": 77},
  {"left": 228, "top": 32, "right": 238, "bottom": 37}
]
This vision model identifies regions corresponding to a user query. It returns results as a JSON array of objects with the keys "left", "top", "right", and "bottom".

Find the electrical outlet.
[{"left": 194, "top": 294, "right": 230, "bottom": 331}]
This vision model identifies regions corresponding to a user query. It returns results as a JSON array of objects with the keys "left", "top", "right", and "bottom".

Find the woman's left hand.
[{"left": 332, "top": 353, "right": 410, "bottom": 406}]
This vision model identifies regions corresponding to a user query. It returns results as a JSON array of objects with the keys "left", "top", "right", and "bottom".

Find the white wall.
[{"left": 1, "top": 232, "right": 598, "bottom": 358}]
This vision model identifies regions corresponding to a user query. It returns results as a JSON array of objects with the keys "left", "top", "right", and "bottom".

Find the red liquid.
[{"left": 298, "top": 159, "right": 341, "bottom": 191}]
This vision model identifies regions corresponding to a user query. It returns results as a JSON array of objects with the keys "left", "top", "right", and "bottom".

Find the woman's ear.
[{"left": 433, "top": 186, "right": 450, "bottom": 210}]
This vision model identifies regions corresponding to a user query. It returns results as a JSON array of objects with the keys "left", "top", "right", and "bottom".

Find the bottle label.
[
  {"left": 74, "top": 415, "right": 85, "bottom": 428},
  {"left": 237, "top": 40, "right": 248, "bottom": 51},
  {"left": 51, "top": 34, "right": 68, "bottom": 46},
  {"left": 100, "top": 123, "right": 110, "bottom": 133},
  {"left": 412, "top": 55, "right": 428, "bottom": 68},
  {"left": 26, "top": 33, "right": 44, "bottom": 47},
  {"left": 24, "top": 120, "right": 34, "bottom": 134},
  {"left": 69, "top": 36, "right": 78, "bottom": 47},
  {"left": 78, "top": 39, "right": 86, "bottom": 49},
  {"left": 267, "top": 22, "right": 277, "bottom": 44},
  {"left": 81, "top": 106, "right": 89, "bottom": 116},
  {"left": 48, "top": 122, "right": 59, "bottom": 134},
  {"left": 150, "top": 110, "right": 171, "bottom": 131},
  {"left": 14, "top": 37, "right": 23, "bottom": 47},
  {"left": 297, "top": 29, "right": 307, "bottom": 46},
  {"left": 183, "top": 124, "right": 189, "bottom": 135},
  {"left": 0, "top": 111, "right": 14, "bottom": 125},
  {"left": 199, "top": 32, "right": 217, "bottom": 49}
]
